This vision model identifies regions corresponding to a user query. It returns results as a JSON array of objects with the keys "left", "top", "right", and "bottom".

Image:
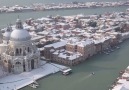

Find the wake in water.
[
  {"left": 78, "top": 73, "right": 95, "bottom": 82},
  {"left": 82, "top": 73, "right": 93, "bottom": 79}
]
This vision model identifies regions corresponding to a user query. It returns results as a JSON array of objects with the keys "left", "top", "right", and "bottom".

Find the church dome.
[
  {"left": 10, "top": 19, "right": 31, "bottom": 41},
  {"left": 10, "top": 29, "right": 31, "bottom": 41},
  {"left": 3, "top": 32, "right": 11, "bottom": 39},
  {"left": 3, "top": 26, "right": 12, "bottom": 40}
]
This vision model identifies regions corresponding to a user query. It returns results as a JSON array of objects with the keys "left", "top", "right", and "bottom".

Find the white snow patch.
[{"left": 0, "top": 61, "right": 67, "bottom": 90}]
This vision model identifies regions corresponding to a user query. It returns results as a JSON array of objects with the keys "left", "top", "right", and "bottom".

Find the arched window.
[
  {"left": 20, "top": 48, "right": 22, "bottom": 54},
  {"left": 31, "top": 59, "right": 34, "bottom": 69},
  {"left": 28, "top": 47, "right": 30, "bottom": 52},
  {"left": 15, "top": 62, "right": 21, "bottom": 65},
  {"left": 16, "top": 48, "right": 19, "bottom": 54}
]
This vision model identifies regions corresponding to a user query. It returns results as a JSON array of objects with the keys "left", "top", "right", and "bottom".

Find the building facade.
[{"left": 0, "top": 19, "right": 40, "bottom": 74}]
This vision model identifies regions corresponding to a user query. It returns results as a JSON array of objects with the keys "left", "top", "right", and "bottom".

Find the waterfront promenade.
[{"left": 0, "top": 61, "right": 67, "bottom": 90}]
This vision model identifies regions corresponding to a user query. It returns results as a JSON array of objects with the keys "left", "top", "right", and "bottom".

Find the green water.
[
  {"left": 0, "top": 6, "right": 128, "bottom": 28},
  {"left": 21, "top": 40, "right": 129, "bottom": 90}
]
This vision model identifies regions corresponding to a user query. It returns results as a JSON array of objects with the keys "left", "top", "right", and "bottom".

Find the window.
[
  {"left": 16, "top": 48, "right": 19, "bottom": 54},
  {"left": 28, "top": 47, "right": 30, "bottom": 52},
  {"left": 20, "top": 48, "right": 22, "bottom": 54},
  {"left": 15, "top": 62, "right": 21, "bottom": 65}
]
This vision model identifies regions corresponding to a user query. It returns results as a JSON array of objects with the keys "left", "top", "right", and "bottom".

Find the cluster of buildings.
[
  {"left": 110, "top": 66, "right": 129, "bottom": 90},
  {"left": 35, "top": 12, "right": 128, "bottom": 66},
  {"left": 1, "top": 1, "right": 129, "bottom": 13},
  {"left": 33, "top": 1, "right": 129, "bottom": 11},
  {"left": 0, "top": 10, "right": 127, "bottom": 66},
  {"left": 0, "top": 5, "right": 33, "bottom": 13},
  {"left": 1, "top": 8, "right": 129, "bottom": 76}
]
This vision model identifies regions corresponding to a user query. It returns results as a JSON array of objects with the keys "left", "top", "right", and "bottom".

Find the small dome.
[
  {"left": 10, "top": 29, "right": 31, "bottom": 41},
  {"left": 3, "top": 28, "right": 11, "bottom": 40}
]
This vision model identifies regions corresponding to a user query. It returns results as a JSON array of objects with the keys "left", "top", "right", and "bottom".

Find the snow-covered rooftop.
[
  {"left": 77, "top": 39, "right": 94, "bottom": 47},
  {"left": 44, "top": 41, "right": 67, "bottom": 49}
]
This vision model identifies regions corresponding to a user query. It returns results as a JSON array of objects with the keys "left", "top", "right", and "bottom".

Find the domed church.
[{"left": 0, "top": 19, "right": 40, "bottom": 74}]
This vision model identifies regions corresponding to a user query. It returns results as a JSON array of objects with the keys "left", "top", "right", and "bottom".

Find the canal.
[
  {"left": 21, "top": 40, "right": 129, "bottom": 90},
  {"left": 0, "top": 6, "right": 128, "bottom": 28}
]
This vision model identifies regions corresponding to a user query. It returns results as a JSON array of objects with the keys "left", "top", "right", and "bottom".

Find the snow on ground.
[
  {"left": 0, "top": 61, "right": 67, "bottom": 90},
  {"left": 0, "top": 65, "right": 8, "bottom": 78}
]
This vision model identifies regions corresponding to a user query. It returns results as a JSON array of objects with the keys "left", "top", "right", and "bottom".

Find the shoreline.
[
  {"left": 0, "top": 61, "right": 68, "bottom": 90},
  {"left": 109, "top": 66, "right": 129, "bottom": 90},
  {"left": 0, "top": 1, "right": 129, "bottom": 14}
]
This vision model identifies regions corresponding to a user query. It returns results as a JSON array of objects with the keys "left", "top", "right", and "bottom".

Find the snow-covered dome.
[
  {"left": 10, "top": 19, "right": 31, "bottom": 41},
  {"left": 3, "top": 32, "right": 11, "bottom": 39},
  {"left": 10, "top": 29, "right": 31, "bottom": 41},
  {"left": 3, "top": 26, "right": 12, "bottom": 40}
]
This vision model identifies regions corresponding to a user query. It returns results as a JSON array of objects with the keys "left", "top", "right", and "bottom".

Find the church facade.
[{"left": 0, "top": 19, "right": 40, "bottom": 74}]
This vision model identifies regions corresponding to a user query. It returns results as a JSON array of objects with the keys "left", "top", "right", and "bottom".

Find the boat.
[
  {"left": 28, "top": 80, "right": 39, "bottom": 88},
  {"left": 91, "top": 72, "right": 95, "bottom": 75},
  {"left": 33, "top": 80, "right": 39, "bottom": 86},
  {"left": 62, "top": 68, "right": 72, "bottom": 75},
  {"left": 103, "top": 51, "right": 109, "bottom": 55},
  {"left": 110, "top": 49, "right": 114, "bottom": 52},
  {"left": 105, "top": 52, "right": 109, "bottom": 55},
  {"left": 116, "top": 46, "right": 120, "bottom": 49},
  {"left": 107, "top": 50, "right": 111, "bottom": 53},
  {"left": 29, "top": 83, "right": 37, "bottom": 88}
]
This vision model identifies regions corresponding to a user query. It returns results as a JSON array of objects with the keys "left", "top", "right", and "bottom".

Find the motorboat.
[
  {"left": 29, "top": 83, "right": 37, "bottom": 88},
  {"left": 62, "top": 68, "right": 72, "bottom": 75},
  {"left": 91, "top": 72, "right": 95, "bottom": 75}
]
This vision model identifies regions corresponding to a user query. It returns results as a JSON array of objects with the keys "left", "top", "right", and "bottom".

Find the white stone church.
[{"left": 0, "top": 19, "right": 40, "bottom": 74}]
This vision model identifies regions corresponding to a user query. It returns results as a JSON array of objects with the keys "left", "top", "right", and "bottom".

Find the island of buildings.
[
  {"left": 1, "top": 1, "right": 129, "bottom": 13},
  {"left": 21, "top": 10, "right": 129, "bottom": 66},
  {"left": 0, "top": 8, "right": 129, "bottom": 90},
  {"left": 1, "top": 9, "right": 129, "bottom": 67}
]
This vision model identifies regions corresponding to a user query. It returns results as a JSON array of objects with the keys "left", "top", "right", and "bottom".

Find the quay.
[{"left": 0, "top": 61, "right": 68, "bottom": 90}]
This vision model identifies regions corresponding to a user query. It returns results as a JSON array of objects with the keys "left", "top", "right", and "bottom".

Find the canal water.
[
  {"left": 0, "top": 6, "right": 128, "bottom": 28},
  {"left": 21, "top": 40, "right": 129, "bottom": 90},
  {"left": 0, "top": 0, "right": 129, "bottom": 90}
]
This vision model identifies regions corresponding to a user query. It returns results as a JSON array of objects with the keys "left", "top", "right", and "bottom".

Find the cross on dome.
[{"left": 16, "top": 18, "right": 23, "bottom": 29}]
